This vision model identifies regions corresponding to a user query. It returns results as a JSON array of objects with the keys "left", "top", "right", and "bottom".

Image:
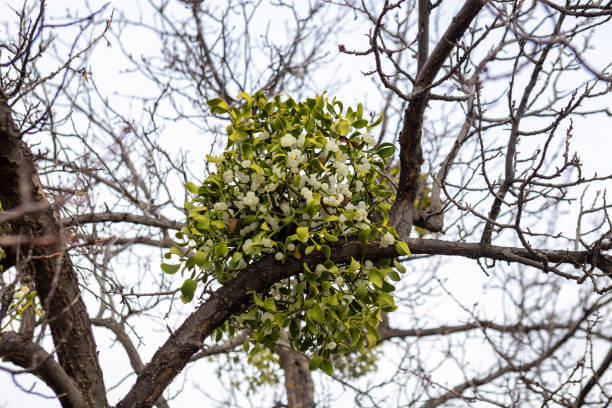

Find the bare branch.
[
  {"left": 391, "top": 0, "right": 488, "bottom": 239},
  {"left": 0, "top": 331, "right": 86, "bottom": 408}
]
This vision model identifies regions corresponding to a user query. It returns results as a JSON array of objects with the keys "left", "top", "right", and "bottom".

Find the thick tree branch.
[
  {"left": 276, "top": 344, "right": 315, "bottom": 408},
  {"left": 116, "top": 234, "right": 609, "bottom": 407},
  {"left": 417, "top": 0, "right": 430, "bottom": 73},
  {"left": 105, "top": 235, "right": 611, "bottom": 276},
  {"left": 406, "top": 238, "right": 612, "bottom": 278},
  {"left": 116, "top": 241, "right": 389, "bottom": 408},
  {"left": 0, "top": 97, "right": 108, "bottom": 407},
  {"left": 380, "top": 319, "right": 573, "bottom": 340},
  {"left": 0, "top": 331, "right": 86, "bottom": 408},
  {"left": 0, "top": 234, "right": 57, "bottom": 247},
  {"left": 391, "top": 0, "right": 488, "bottom": 239},
  {"left": 413, "top": 209, "right": 444, "bottom": 233},
  {"left": 66, "top": 211, "right": 436, "bottom": 234}
]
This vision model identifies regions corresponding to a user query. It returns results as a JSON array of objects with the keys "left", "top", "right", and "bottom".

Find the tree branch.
[
  {"left": 92, "top": 319, "right": 169, "bottom": 408},
  {"left": 62, "top": 212, "right": 183, "bottom": 230},
  {"left": 116, "top": 241, "right": 388, "bottom": 408},
  {"left": 391, "top": 0, "right": 488, "bottom": 239},
  {"left": 276, "top": 344, "right": 314, "bottom": 408},
  {"left": 379, "top": 319, "right": 574, "bottom": 340},
  {"left": 0, "top": 97, "right": 108, "bottom": 407},
  {"left": 189, "top": 330, "right": 249, "bottom": 361},
  {"left": 423, "top": 300, "right": 596, "bottom": 407},
  {"left": 572, "top": 345, "right": 612, "bottom": 407},
  {"left": 0, "top": 331, "right": 86, "bottom": 408},
  {"left": 406, "top": 238, "right": 612, "bottom": 278},
  {"left": 103, "top": 235, "right": 611, "bottom": 276},
  {"left": 480, "top": 13, "right": 565, "bottom": 244},
  {"left": 116, "top": 233, "right": 610, "bottom": 407}
]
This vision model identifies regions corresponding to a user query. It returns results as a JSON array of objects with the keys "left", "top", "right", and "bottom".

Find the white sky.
[{"left": 1, "top": 1, "right": 611, "bottom": 407}]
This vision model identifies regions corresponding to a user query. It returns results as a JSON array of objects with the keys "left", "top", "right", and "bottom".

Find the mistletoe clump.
[{"left": 164, "top": 92, "right": 410, "bottom": 374}]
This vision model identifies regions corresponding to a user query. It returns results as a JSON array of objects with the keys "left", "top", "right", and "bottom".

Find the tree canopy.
[{"left": 0, "top": 1, "right": 611, "bottom": 407}]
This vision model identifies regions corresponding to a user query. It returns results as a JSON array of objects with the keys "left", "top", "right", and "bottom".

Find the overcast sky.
[{"left": 1, "top": 1, "right": 611, "bottom": 407}]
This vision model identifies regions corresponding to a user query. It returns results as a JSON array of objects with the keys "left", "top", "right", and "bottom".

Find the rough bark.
[
  {"left": 406, "top": 238, "right": 612, "bottom": 275},
  {"left": 391, "top": 0, "right": 489, "bottom": 239},
  {"left": 116, "top": 241, "right": 385, "bottom": 408},
  {"left": 277, "top": 345, "right": 315, "bottom": 408},
  {"left": 0, "top": 331, "right": 87, "bottom": 407},
  {"left": 0, "top": 97, "right": 107, "bottom": 408},
  {"left": 116, "top": 234, "right": 610, "bottom": 408}
]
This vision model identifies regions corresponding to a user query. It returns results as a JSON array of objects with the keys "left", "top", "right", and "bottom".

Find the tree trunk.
[
  {"left": 276, "top": 345, "right": 315, "bottom": 408},
  {"left": 0, "top": 97, "right": 107, "bottom": 408}
]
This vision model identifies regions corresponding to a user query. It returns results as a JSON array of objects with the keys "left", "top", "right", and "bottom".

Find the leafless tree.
[{"left": 0, "top": 1, "right": 611, "bottom": 407}]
